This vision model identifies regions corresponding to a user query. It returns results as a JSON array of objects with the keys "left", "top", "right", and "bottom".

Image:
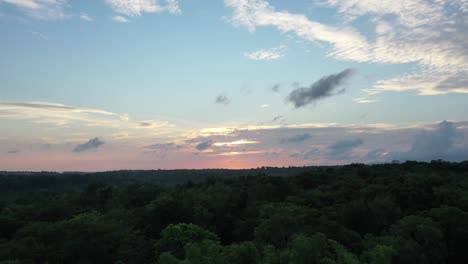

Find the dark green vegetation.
[{"left": 1, "top": 161, "right": 468, "bottom": 263}]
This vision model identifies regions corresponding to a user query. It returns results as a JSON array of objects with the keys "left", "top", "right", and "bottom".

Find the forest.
[{"left": 1, "top": 160, "right": 468, "bottom": 264}]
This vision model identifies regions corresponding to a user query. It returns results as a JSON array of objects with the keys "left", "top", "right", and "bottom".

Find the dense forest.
[{"left": 1, "top": 161, "right": 468, "bottom": 263}]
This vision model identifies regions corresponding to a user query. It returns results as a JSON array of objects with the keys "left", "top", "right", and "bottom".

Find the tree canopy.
[{"left": 1, "top": 160, "right": 468, "bottom": 263}]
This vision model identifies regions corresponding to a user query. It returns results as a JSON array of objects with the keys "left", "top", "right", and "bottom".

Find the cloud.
[
  {"left": 225, "top": 0, "right": 468, "bottom": 96},
  {"left": 112, "top": 15, "right": 129, "bottom": 22},
  {"left": 4, "top": 118, "right": 467, "bottom": 169},
  {"left": 272, "top": 115, "right": 283, "bottom": 122},
  {"left": 144, "top": 142, "right": 181, "bottom": 158},
  {"left": 106, "top": 0, "right": 181, "bottom": 17},
  {"left": 327, "top": 138, "right": 363, "bottom": 159},
  {"left": 244, "top": 45, "right": 286, "bottom": 60},
  {"left": 29, "top": 30, "right": 48, "bottom": 40},
  {"left": 290, "top": 149, "right": 319, "bottom": 160},
  {"left": 7, "top": 149, "right": 19, "bottom": 154},
  {"left": 80, "top": 13, "right": 93, "bottom": 22},
  {"left": 213, "top": 139, "right": 259, "bottom": 146},
  {"left": 73, "top": 138, "right": 105, "bottom": 153},
  {"left": 0, "top": 101, "right": 128, "bottom": 127},
  {"left": 215, "top": 94, "right": 231, "bottom": 105},
  {"left": 196, "top": 140, "right": 213, "bottom": 151},
  {"left": 139, "top": 120, "right": 170, "bottom": 128},
  {"left": 281, "top": 133, "right": 312, "bottom": 144},
  {"left": 0, "top": 0, "right": 68, "bottom": 19},
  {"left": 0, "top": 101, "right": 172, "bottom": 135},
  {"left": 146, "top": 142, "right": 181, "bottom": 150},
  {"left": 287, "top": 69, "right": 355, "bottom": 108},
  {"left": 353, "top": 97, "right": 379, "bottom": 104},
  {"left": 366, "top": 148, "right": 387, "bottom": 161},
  {"left": 392, "top": 121, "right": 468, "bottom": 162},
  {"left": 271, "top": 84, "right": 280, "bottom": 92}
]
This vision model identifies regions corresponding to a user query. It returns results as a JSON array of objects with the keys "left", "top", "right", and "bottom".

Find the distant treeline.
[
  {"left": 1, "top": 160, "right": 468, "bottom": 263},
  {"left": 0, "top": 167, "right": 320, "bottom": 197}
]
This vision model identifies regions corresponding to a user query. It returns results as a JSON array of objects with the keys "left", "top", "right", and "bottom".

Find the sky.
[{"left": 0, "top": 0, "right": 467, "bottom": 171}]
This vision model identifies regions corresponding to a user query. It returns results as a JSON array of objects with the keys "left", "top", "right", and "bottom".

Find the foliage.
[{"left": 1, "top": 161, "right": 468, "bottom": 263}]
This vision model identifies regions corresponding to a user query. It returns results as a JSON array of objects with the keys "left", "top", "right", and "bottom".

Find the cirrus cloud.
[
  {"left": 225, "top": 0, "right": 468, "bottom": 97},
  {"left": 0, "top": 0, "right": 68, "bottom": 19},
  {"left": 244, "top": 45, "right": 286, "bottom": 60},
  {"left": 106, "top": 0, "right": 180, "bottom": 17}
]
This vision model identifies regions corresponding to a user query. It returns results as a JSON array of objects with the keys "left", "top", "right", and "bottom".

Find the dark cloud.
[
  {"left": 73, "top": 138, "right": 105, "bottom": 153},
  {"left": 290, "top": 149, "right": 319, "bottom": 160},
  {"left": 140, "top": 121, "right": 153, "bottom": 127},
  {"left": 281, "top": 133, "right": 312, "bottom": 144},
  {"left": 215, "top": 95, "right": 231, "bottom": 105},
  {"left": 7, "top": 150, "right": 19, "bottom": 154},
  {"left": 271, "top": 84, "right": 280, "bottom": 92},
  {"left": 392, "top": 121, "right": 468, "bottom": 162},
  {"left": 287, "top": 69, "right": 355, "bottom": 108},
  {"left": 264, "top": 152, "right": 281, "bottom": 158},
  {"left": 272, "top": 115, "right": 283, "bottom": 122},
  {"left": 327, "top": 138, "right": 363, "bottom": 159},
  {"left": 366, "top": 148, "right": 386, "bottom": 160},
  {"left": 146, "top": 142, "right": 181, "bottom": 150},
  {"left": 144, "top": 143, "right": 181, "bottom": 159},
  {"left": 196, "top": 140, "right": 213, "bottom": 151}
]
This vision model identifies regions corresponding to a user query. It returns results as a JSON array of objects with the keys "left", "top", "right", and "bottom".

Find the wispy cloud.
[
  {"left": 139, "top": 120, "right": 170, "bottom": 128},
  {"left": 244, "top": 45, "right": 286, "bottom": 60},
  {"left": 0, "top": 101, "right": 173, "bottom": 135},
  {"left": 225, "top": 0, "right": 468, "bottom": 97},
  {"left": 80, "top": 13, "right": 93, "bottom": 22},
  {"left": 0, "top": 0, "right": 68, "bottom": 19},
  {"left": 112, "top": 15, "right": 129, "bottom": 22},
  {"left": 0, "top": 101, "right": 127, "bottom": 127},
  {"left": 287, "top": 69, "right": 355, "bottom": 108},
  {"left": 106, "top": 0, "right": 181, "bottom": 17},
  {"left": 213, "top": 139, "right": 259, "bottom": 147},
  {"left": 353, "top": 97, "right": 379, "bottom": 104}
]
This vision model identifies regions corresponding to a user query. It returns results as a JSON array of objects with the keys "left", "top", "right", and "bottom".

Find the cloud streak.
[
  {"left": 106, "top": 0, "right": 181, "bottom": 17},
  {"left": 0, "top": 101, "right": 128, "bottom": 127},
  {"left": 287, "top": 69, "right": 354, "bottom": 108},
  {"left": 244, "top": 45, "right": 286, "bottom": 60},
  {"left": 73, "top": 138, "right": 105, "bottom": 153},
  {"left": 80, "top": 13, "right": 93, "bottom": 22},
  {"left": 112, "top": 15, "right": 129, "bottom": 22},
  {"left": 280, "top": 133, "right": 312, "bottom": 144},
  {"left": 0, "top": 0, "right": 68, "bottom": 19}
]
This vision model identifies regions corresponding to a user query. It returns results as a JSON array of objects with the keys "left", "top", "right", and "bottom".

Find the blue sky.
[{"left": 1, "top": 0, "right": 467, "bottom": 171}]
